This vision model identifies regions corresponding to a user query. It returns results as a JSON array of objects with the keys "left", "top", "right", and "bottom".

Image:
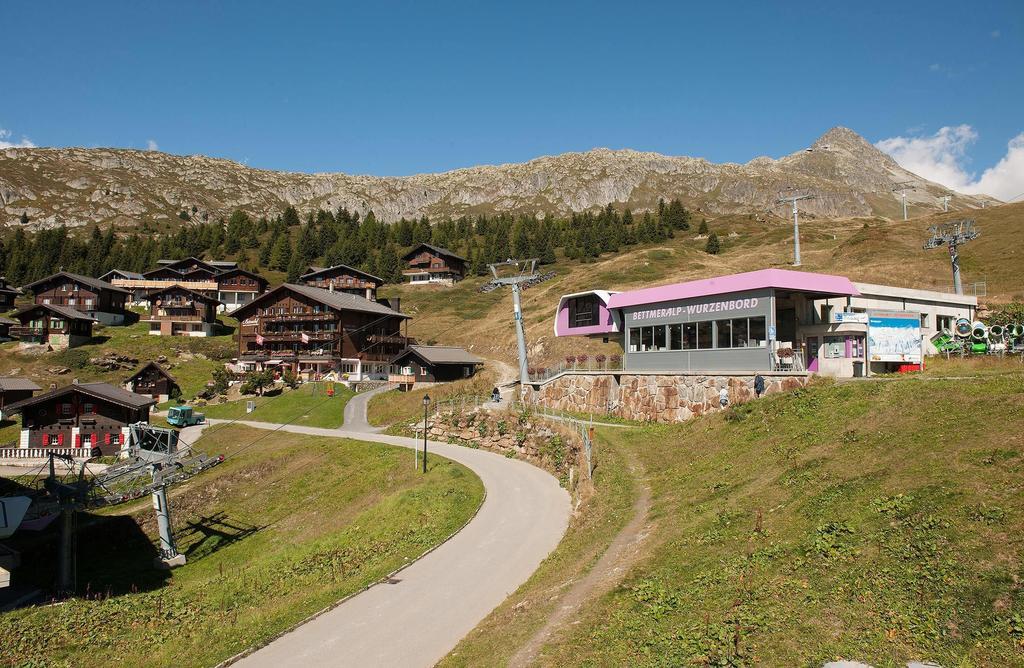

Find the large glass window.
[
  {"left": 629, "top": 328, "right": 640, "bottom": 352},
  {"left": 697, "top": 321, "right": 712, "bottom": 349},
  {"left": 653, "top": 325, "right": 666, "bottom": 350},
  {"left": 716, "top": 320, "right": 732, "bottom": 348},
  {"left": 669, "top": 323, "right": 682, "bottom": 350},
  {"left": 748, "top": 317, "right": 766, "bottom": 345},
  {"left": 731, "top": 318, "right": 749, "bottom": 347},
  {"left": 641, "top": 327, "right": 654, "bottom": 351},
  {"left": 683, "top": 323, "right": 697, "bottom": 349}
]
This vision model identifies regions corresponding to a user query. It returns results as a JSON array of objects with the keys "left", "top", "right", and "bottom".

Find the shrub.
[
  {"left": 577, "top": 354, "right": 589, "bottom": 365},
  {"left": 698, "top": 219, "right": 709, "bottom": 235},
  {"left": 282, "top": 370, "right": 299, "bottom": 389},
  {"left": 565, "top": 355, "right": 576, "bottom": 365},
  {"left": 596, "top": 353, "right": 607, "bottom": 364},
  {"left": 705, "top": 232, "right": 721, "bottom": 255}
]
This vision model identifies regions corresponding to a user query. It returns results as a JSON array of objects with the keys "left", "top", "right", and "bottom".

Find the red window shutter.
[
  {"left": 74, "top": 434, "right": 81, "bottom": 448},
  {"left": 105, "top": 433, "right": 111, "bottom": 445},
  {"left": 58, "top": 433, "right": 65, "bottom": 446}
]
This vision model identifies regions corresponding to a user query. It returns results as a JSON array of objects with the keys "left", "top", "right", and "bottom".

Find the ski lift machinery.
[
  {"left": 37, "top": 423, "right": 223, "bottom": 594},
  {"left": 484, "top": 259, "right": 540, "bottom": 394}
]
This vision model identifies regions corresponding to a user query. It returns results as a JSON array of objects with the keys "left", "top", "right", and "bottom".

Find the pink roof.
[{"left": 607, "top": 268, "right": 859, "bottom": 309}]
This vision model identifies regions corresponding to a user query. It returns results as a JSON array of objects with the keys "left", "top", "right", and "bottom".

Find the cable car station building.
[{"left": 538, "top": 269, "right": 976, "bottom": 422}]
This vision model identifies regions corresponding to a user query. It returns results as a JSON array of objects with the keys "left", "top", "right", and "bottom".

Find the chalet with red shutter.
[
  {"left": 124, "top": 362, "right": 179, "bottom": 403},
  {"left": 229, "top": 283, "right": 410, "bottom": 382},
  {"left": 5, "top": 381, "right": 156, "bottom": 455}
]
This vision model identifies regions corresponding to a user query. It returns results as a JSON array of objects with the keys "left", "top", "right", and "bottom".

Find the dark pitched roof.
[
  {"left": 99, "top": 269, "right": 145, "bottom": 281},
  {"left": 215, "top": 267, "right": 268, "bottom": 283},
  {"left": 0, "top": 376, "right": 42, "bottom": 392},
  {"left": 0, "top": 316, "right": 16, "bottom": 326},
  {"left": 22, "top": 271, "right": 130, "bottom": 295},
  {"left": 402, "top": 243, "right": 467, "bottom": 263},
  {"left": 0, "top": 283, "right": 19, "bottom": 295},
  {"left": 228, "top": 283, "right": 409, "bottom": 320},
  {"left": 125, "top": 361, "right": 178, "bottom": 385},
  {"left": 147, "top": 284, "right": 222, "bottom": 305},
  {"left": 392, "top": 345, "right": 483, "bottom": 366},
  {"left": 300, "top": 264, "right": 383, "bottom": 284},
  {"left": 5, "top": 381, "right": 156, "bottom": 415},
  {"left": 12, "top": 302, "right": 97, "bottom": 322}
]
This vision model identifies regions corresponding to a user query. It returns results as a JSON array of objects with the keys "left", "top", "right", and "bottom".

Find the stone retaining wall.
[{"left": 523, "top": 372, "right": 809, "bottom": 423}]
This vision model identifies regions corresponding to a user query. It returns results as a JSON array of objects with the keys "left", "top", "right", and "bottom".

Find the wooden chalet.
[
  {"left": 10, "top": 303, "right": 96, "bottom": 349},
  {"left": 22, "top": 271, "right": 130, "bottom": 325},
  {"left": 0, "top": 377, "right": 41, "bottom": 422},
  {"left": 108, "top": 258, "right": 267, "bottom": 310},
  {"left": 229, "top": 283, "right": 410, "bottom": 381},
  {"left": 300, "top": 264, "right": 383, "bottom": 301},
  {"left": 124, "top": 362, "right": 179, "bottom": 403},
  {"left": 143, "top": 285, "right": 220, "bottom": 337},
  {"left": 0, "top": 276, "right": 20, "bottom": 311},
  {"left": 99, "top": 269, "right": 147, "bottom": 303},
  {"left": 402, "top": 243, "right": 467, "bottom": 285},
  {"left": 389, "top": 345, "right": 483, "bottom": 389},
  {"left": 4, "top": 381, "right": 156, "bottom": 455},
  {"left": 215, "top": 268, "right": 269, "bottom": 311}
]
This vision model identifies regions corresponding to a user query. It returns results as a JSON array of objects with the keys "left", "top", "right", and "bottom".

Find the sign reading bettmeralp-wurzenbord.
[{"left": 629, "top": 297, "right": 762, "bottom": 322}]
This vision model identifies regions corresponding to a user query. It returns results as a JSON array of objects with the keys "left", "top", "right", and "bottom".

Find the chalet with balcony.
[
  {"left": 99, "top": 269, "right": 147, "bottom": 303},
  {"left": 216, "top": 268, "right": 269, "bottom": 311},
  {"left": 229, "top": 283, "right": 410, "bottom": 382},
  {"left": 389, "top": 345, "right": 483, "bottom": 389},
  {"left": 300, "top": 264, "right": 383, "bottom": 301},
  {"left": 124, "top": 362, "right": 179, "bottom": 403},
  {"left": 22, "top": 271, "right": 129, "bottom": 325},
  {"left": 10, "top": 303, "right": 96, "bottom": 349},
  {"left": 143, "top": 285, "right": 220, "bottom": 337},
  {"left": 0, "top": 377, "right": 41, "bottom": 422},
  {"left": 402, "top": 243, "right": 467, "bottom": 285},
  {"left": 4, "top": 381, "right": 156, "bottom": 456},
  {"left": 0, "top": 276, "right": 20, "bottom": 311}
]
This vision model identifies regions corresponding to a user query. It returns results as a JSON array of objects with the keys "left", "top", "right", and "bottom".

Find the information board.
[{"left": 868, "top": 310, "right": 921, "bottom": 363}]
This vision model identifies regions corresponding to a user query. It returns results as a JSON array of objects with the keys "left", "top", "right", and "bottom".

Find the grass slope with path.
[
  {"left": 0, "top": 423, "right": 484, "bottom": 668},
  {"left": 517, "top": 360, "right": 1024, "bottom": 666},
  {"left": 200, "top": 382, "right": 355, "bottom": 429}
]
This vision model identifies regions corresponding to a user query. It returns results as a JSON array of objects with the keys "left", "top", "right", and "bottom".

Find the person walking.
[
  {"left": 754, "top": 373, "right": 765, "bottom": 398},
  {"left": 491, "top": 387, "right": 501, "bottom": 403}
]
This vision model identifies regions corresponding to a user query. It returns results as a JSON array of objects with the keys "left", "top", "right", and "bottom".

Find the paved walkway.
[{"left": 194, "top": 414, "right": 570, "bottom": 668}]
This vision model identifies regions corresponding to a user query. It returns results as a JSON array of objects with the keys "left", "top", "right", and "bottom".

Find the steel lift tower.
[
  {"left": 776, "top": 192, "right": 815, "bottom": 266},
  {"left": 892, "top": 181, "right": 915, "bottom": 220},
  {"left": 940, "top": 194, "right": 952, "bottom": 212},
  {"left": 486, "top": 259, "right": 539, "bottom": 392},
  {"left": 924, "top": 219, "right": 980, "bottom": 295}
]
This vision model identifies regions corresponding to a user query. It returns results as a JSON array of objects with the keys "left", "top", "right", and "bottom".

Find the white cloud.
[
  {"left": 146, "top": 139, "right": 159, "bottom": 151},
  {"left": 0, "top": 127, "right": 35, "bottom": 149},
  {"left": 991, "top": 29, "right": 1001, "bottom": 39},
  {"left": 876, "top": 125, "right": 1024, "bottom": 201}
]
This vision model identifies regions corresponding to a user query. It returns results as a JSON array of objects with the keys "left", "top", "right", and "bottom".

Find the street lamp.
[{"left": 421, "top": 394, "right": 430, "bottom": 474}]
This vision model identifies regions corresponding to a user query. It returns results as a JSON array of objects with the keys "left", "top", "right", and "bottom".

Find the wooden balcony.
[
  {"left": 258, "top": 313, "right": 337, "bottom": 322},
  {"left": 9, "top": 326, "right": 47, "bottom": 338},
  {"left": 389, "top": 373, "right": 416, "bottom": 385}
]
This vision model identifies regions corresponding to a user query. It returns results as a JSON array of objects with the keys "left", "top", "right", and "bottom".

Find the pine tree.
[
  {"left": 19, "top": 211, "right": 28, "bottom": 226},
  {"left": 705, "top": 232, "right": 720, "bottom": 255},
  {"left": 269, "top": 233, "right": 292, "bottom": 271},
  {"left": 698, "top": 218, "right": 709, "bottom": 235},
  {"left": 286, "top": 242, "right": 305, "bottom": 281},
  {"left": 283, "top": 206, "right": 301, "bottom": 227},
  {"left": 665, "top": 199, "right": 691, "bottom": 230}
]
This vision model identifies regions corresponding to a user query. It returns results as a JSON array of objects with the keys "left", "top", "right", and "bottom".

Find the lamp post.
[{"left": 421, "top": 394, "right": 430, "bottom": 474}]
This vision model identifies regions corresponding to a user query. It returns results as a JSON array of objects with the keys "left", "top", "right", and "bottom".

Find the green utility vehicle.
[{"left": 166, "top": 405, "right": 206, "bottom": 427}]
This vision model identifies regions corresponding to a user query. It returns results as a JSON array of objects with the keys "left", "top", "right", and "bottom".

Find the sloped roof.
[
  {"left": 0, "top": 316, "right": 16, "bottom": 326},
  {"left": 0, "top": 376, "right": 42, "bottom": 392},
  {"left": 392, "top": 345, "right": 483, "bottom": 366},
  {"left": 5, "top": 381, "right": 156, "bottom": 414},
  {"left": 301, "top": 264, "right": 383, "bottom": 284},
  {"left": 227, "top": 283, "right": 409, "bottom": 320},
  {"left": 606, "top": 268, "right": 860, "bottom": 309},
  {"left": 125, "top": 361, "right": 178, "bottom": 385},
  {"left": 215, "top": 267, "right": 268, "bottom": 283},
  {"left": 402, "top": 243, "right": 467, "bottom": 263},
  {"left": 12, "top": 302, "right": 97, "bottom": 322},
  {"left": 99, "top": 269, "right": 145, "bottom": 281},
  {"left": 22, "top": 271, "right": 130, "bottom": 295}
]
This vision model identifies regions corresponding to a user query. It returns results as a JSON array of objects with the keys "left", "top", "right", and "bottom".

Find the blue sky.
[{"left": 2, "top": 1, "right": 1021, "bottom": 195}]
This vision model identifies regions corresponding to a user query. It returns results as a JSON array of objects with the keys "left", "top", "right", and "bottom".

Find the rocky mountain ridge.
[{"left": 0, "top": 126, "right": 991, "bottom": 231}]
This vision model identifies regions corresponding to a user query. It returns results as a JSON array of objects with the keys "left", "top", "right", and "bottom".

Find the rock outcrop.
[{"left": 0, "top": 127, "right": 991, "bottom": 230}]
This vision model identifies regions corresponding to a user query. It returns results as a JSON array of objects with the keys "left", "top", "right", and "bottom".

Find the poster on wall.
[{"left": 868, "top": 310, "right": 921, "bottom": 362}]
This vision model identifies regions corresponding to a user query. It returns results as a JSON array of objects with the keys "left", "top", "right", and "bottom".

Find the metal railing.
[
  {"left": 0, "top": 447, "right": 81, "bottom": 459},
  {"left": 528, "top": 357, "right": 625, "bottom": 384}
]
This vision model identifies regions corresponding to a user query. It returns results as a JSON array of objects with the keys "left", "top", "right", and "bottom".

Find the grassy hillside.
[
  {"left": 1, "top": 424, "right": 484, "bottom": 667},
  {"left": 520, "top": 361, "right": 1024, "bottom": 666},
  {"left": 201, "top": 382, "right": 355, "bottom": 428},
  {"left": 381, "top": 202, "right": 1024, "bottom": 371}
]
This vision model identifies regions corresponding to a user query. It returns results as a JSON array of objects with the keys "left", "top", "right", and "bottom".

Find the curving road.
[{"left": 192, "top": 389, "right": 570, "bottom": 668}]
